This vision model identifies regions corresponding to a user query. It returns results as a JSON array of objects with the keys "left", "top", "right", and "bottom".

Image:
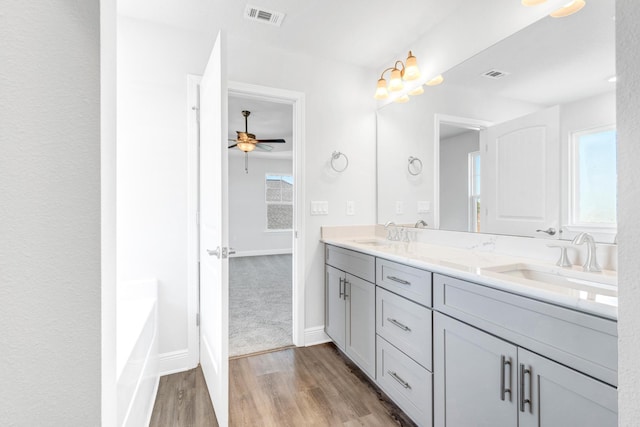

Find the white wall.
[
  {"left": 228, "top": 153, "right": 293, "bottom": 255},
  {"left": 617, "top": 0, "right": 640, "bottom": 424},
  {"left": 117, "top": 17, "right": 213, "bottom": 360},
  {"left": 0, "top": 1, "right": 101, "bottom": 424},
  {"left": 440, "top": 131, "right": 479, "bottom": 231}
]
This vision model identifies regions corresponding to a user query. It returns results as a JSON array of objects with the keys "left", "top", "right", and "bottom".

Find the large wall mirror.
[{"left": 376, "top": 0, "right": 616, "bottom": 243}]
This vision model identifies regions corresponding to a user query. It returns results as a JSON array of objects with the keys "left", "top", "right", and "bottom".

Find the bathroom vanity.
[{"left": 322, "top": 231, "right": 617, "bottom": 427}]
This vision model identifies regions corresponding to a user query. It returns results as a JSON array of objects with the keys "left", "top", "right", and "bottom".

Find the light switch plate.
[
  {"left": 311, "top": 201, "right": 329, "bottom": 215},
  {"left": 395, "top": 201, "right": 404, "bottom": 215},
  {"left": 417, "top": 201, "right": 431, "bottom": 213},
  {"left": 346, "top": 201, "right": 355, "bottom": 216}
]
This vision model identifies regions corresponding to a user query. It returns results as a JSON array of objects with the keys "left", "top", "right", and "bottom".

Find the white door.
[
  {"left": 199, "top": 31, "right": 229, "bottom": 427},
  {"left": 481, "top": 106, "right": 560, "bottom": 237}
]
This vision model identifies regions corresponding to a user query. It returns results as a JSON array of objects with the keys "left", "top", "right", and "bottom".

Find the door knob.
[{"left": 207, "top": 247, "right": 221, "bottom": 258}]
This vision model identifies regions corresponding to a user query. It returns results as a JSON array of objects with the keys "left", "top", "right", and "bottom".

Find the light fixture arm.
[{"left": 379, "top": 67, "right": 396, "bottom": 80}]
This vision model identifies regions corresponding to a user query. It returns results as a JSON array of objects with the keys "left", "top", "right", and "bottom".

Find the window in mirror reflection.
[
  {"left": 469, "top": 151, "right": 481, "bottom": 232},
  {"left": 570, "top": 126, "right": 617, "bottom": 227}
]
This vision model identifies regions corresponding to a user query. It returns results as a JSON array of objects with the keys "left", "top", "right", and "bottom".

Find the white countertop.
[{"left": 322, "top": 236, "right": 618, "bottom": 321}]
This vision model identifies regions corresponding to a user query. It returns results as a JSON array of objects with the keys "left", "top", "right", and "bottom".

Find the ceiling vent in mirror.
[
  {"left": 244, "top": 5, "right": 286, "bottom": 27},
  {"left": 481, "top": 69, "right": 510, "bottom": 79}
]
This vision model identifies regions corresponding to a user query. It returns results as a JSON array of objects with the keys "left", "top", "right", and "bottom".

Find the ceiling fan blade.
[
  {"left": 256, "top": 138, "right": 286, "bottom": 143},
  {"left": 228, "top": 143, "right": 238, "bottom": 149},
  {"left": 255, "top": 144, "right": 273, "bottom": 151}
]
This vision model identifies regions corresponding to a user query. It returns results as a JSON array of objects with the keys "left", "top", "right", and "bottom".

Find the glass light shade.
[
  {"left": 522, "top": 0, "right": 547, "bottom": 5},
  {"left": 374, "top": 78, "right": 389, "bottom": 99},
  {"left": 426, "top": 74, "right": 444, "bottom": 86},
  {"left": 394, "top": 94, "right": 410, "bottom": 103},
  {"left": 389, "top": 68, "right": 404, "bottom": 92},
  {"left": 403, "top": 52, "right": 420, "bottom": 81},
  {"left": 408, "top": 85, "right": 424, "bottom": 96},
  {"left": 550, "top": 0, "right": 585, "bottom": 17},
  {"left": 237, "top": 141, "right": 256, "bottom": 152}
]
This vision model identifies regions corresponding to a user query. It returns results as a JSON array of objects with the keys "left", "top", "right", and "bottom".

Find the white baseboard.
[
  {"left": 158, "top": 349, "right": 193, "bottom": 376},
  {"left": 230, "top": 248, "right": 292, "bottom": 258},
  {"left": 304, "top": 326, "right": 332, "bottom": 347}
]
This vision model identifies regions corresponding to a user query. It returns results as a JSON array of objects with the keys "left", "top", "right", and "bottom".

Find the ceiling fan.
[{"left": 228, "top": 110, "right": 286, "bottom": 172}]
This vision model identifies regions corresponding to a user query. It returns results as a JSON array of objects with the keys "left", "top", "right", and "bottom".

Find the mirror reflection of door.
[{"left": 439, "top": 124, "right": 481, "bottom": 233}]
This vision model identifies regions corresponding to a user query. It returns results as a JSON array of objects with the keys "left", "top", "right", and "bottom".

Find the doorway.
[{"left": 227, "top": 96, "right": 294, "bottom": 357}]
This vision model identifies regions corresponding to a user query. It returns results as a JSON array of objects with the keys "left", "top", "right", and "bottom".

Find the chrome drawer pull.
[
  {"left": 500, "top": 355, "right": 512, "bottom": 401},
  {"left": 387, "top": 370, "right": 411, "bottom": 389},
  {"left": 339, "top": 277, "right": 344, "bottom": 299},
  {"left": 387, "top": 317, "right": 411, "bottom": 332},
  {"left": 519, "top": 364, "right": 531, "bottom": 413},
  {"left": 386, "top": 275, "right": 411, "bottom": 285}
]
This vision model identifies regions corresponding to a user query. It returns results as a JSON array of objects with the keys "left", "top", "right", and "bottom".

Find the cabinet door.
[
  {"left": 345, "top": 273, "right": 376, "bottom": 378},
  {"left": 325, "top": 265, "right": 345, "bottom": 350},
  {"left": 434, "top": 313, "right": 518, "bottom": 427},
  {"left": 518, "top": 348, "right": 617, "bottom": 427}
]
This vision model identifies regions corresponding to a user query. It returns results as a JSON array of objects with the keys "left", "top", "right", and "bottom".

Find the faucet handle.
[{"left": 547, "top": 244, "right": 572, "bottom": 267}]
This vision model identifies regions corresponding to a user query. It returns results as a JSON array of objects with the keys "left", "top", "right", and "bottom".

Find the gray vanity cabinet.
[{"left": 325, "top": 245, "right": 376, "bottom": 379}]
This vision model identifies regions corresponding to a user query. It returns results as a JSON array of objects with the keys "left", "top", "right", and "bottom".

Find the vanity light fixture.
[
  {"left": 425, "top": 74, "right": 444, "bottom": 86},
  {"left": 550, "top": 0, "right": 585, "bottom": 17},
  {"left": 395, "top": 94, "right": 410, "bottom": 103},
  {"left": 374, "top": 51, "right": 422, "bottom": 100},
  {"left": 521, "top": 0, "right": 546, "bottom": 5}
]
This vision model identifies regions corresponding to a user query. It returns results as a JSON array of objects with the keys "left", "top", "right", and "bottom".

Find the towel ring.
[
  {"left": 331, "top": 151, "right": 349, "bottom": 172},
  {"left": 408, "top": 156, "right": 423, "bottom": 176}
]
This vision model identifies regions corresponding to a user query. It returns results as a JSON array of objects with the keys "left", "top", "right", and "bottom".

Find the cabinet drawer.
[
  {"left": 377, "top": 336, "right": 433, "bottom": 427},
  {"left": 433, "top": 273, "right": 618, "bottom": 386},
  {"left": 376, "top": 258, "right": 432, "bottom": 306},
  {"left": 377, "top": 287, "right": 432, "bottom": 370},
  {"left": 325, "top": 245, "right": 375, "bottom": 282}
]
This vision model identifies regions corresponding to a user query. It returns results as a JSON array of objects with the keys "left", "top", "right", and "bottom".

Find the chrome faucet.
[
  {"left": 384, "top": 221, "right": 399, "bottom": 241},
  {"left": 572, "top": 232, "right": 601, "bottom": 272},
  {"left": 415, "top": 219, "right": 428, "bottom": 229}
]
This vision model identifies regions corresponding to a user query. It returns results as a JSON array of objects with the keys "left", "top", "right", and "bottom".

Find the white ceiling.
[{"left": 117, "top": 0, "right": 465, "bottom": 69}]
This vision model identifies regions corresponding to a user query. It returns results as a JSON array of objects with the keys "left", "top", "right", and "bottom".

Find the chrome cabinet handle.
[
  {"left": 387, "top": 371, "right": 411, "bottom": 389},
  {"left": 339, "top": 277, "right": 344, "bottom": 299},
  {"left": 387, "top": 317, "right": 411, "bottom": 332},
  {"left": 206, "top": 247, "right": 221, "bottom": 258},
  {"left": 500, "top": 355, "right": 512, "bottom": 401},
  {"left": 519, "top": 364, "right": 531, "bottom": 413},
  {"left": 344, "top": 280, "right": 350, "bottom": 299},
  {"left": 386, "top": 275, "right": 411, "bottom": 285}
]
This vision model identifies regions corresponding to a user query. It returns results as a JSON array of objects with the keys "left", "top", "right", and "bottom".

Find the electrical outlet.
[
  {"left": 417, "top": 201, "right": 431, "bottom": 213},
  {"left": 346, "top": 201, "right": 355, "bottom": 216}
]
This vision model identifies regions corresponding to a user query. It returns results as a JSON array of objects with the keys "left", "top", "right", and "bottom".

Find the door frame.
[
  {"left": 433, "top": 114, "right": 493, "bottom": 230},
  {"left": 187, "top": 78, "right": 306, "bottom": 363}
]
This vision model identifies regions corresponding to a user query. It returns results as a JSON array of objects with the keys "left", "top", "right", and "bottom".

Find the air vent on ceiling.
[
  {"left": 244, "top": 4, "right": 286, "bottom": 27},
  {"left": 481, "top": 69, "right": 510, "bottom": 79}
]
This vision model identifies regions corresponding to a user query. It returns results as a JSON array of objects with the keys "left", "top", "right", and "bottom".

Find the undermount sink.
[
  {"left": 484, "top": 263, "right": 617, "bottom": 295},
  {"left": 351, "top": 238, "right": 393, "bottom": 247}
]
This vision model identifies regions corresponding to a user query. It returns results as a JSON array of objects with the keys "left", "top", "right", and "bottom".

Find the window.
[
  {"left": 468, "top": 151, "right": 481, "bottom": 232},
  {"left": 569, "top": 126, "right": 617, "bottom": 228},
  {"left": 265, "top": 174, "right": 293, "bottom": 230}
]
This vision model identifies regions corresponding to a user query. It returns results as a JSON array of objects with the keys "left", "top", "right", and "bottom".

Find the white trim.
[
  {"left": 304, "top": 326, "right": 332, "bottom": 347},
  {"left": 433, "top": 114, "right": 493, "bottom": 230},
  {"left": 187, "top": 75, "right": 201, "bottom": 370},
  {"left": 230, "top": 248, "right": 292, "bottom": 257},
  {"left": 144, "top": 378, "right": 160, "bottom": 427},
  {"left": 158, "top": 349, "right": 192, "bottom": 376},
  {"left": 228, "top": 81, "right": 307, "bottom": 348}
]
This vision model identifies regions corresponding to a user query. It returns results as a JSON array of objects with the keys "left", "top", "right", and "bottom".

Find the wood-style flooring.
[{"left": 150, "top": 343, "right": 417, "bottom": 426}]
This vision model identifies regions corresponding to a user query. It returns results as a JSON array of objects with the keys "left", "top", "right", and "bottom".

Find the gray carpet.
[{"left": 229, "top": 254, "right": 293, "bottom": 357}]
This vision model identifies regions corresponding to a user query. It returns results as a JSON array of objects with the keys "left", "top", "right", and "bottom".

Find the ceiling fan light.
[
  {"left": 426, "top": 74, "right": 444, "bottom": 86},
  {"left": 403, "top": 51, "right": 420, "bottom": 81},
  {"left": 237, "top": 141, "right": 256, "bottom": 152},
  {"left": 389, "top": 68, "right": 404, "bottom": 91},
  {"left": 408, "top": 85, "right": 424, "bottom": 96},
  {"left": 394, "top": 94, "right": 410, "bottom": 103},
  {"left": 374, "top": 78, "right": 389, "bottom": 99},
  {"left": 521, "top": 0, "right": 547, "bottom": 6},
  {"left": 550, "top": 0, "right": 585, "bottom": 17}
]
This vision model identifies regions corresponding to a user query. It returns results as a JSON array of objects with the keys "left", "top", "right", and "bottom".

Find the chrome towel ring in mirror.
[
  {"left": 408, "top": 156, "right": 423, "bottom": 176},
  {"left": 331, "top": 151, "right": 349, "bottom": 172}
]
